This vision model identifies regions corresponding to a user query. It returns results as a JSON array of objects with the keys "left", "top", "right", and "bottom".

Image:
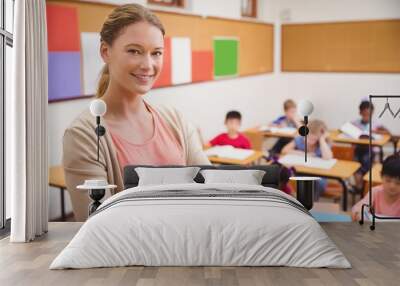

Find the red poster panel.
[
  {"left": 153, "top": 37, "right": 172, "bottom": 88},
  {"left": 47, "top": 4, "right": 80, "bottom": 52},
  {"left": 192, "top": 51, "right": 214, "bottom": 82}
]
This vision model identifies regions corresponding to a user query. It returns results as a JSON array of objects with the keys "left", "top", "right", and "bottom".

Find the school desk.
[
  {"left": 281, "top": 158, "right": 361, "bottom": 211},
  {"left": 49, "top": 166, "right": 68, "bottom": 220},
  {"left": 207, "top": 150, "right": 265, "bottom": 166},
  {"left": 329, "top": 130, "right": 391, "bottom": 162},
  {"left": 363, "top": 164, "right": 383, "bottom": 194},
  {"left": 245, "top": 127, "right": 297, "bottom": 139}
]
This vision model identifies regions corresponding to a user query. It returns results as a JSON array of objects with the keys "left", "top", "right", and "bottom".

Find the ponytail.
[{"left": 96, "top": 65, "right": 109, "bottom": 98}]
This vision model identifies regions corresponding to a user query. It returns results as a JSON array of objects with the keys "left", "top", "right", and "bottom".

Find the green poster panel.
[{"left": 213, "top": 38, "right": 238, "bottom": 77}]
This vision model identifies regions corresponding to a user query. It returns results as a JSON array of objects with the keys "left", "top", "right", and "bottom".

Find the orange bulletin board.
[
  {"left": 281, "top": 19, "right": 400, "bottom": 73},
  {"left": 47, "top": 0, "right": 273, "bottom": 78}
]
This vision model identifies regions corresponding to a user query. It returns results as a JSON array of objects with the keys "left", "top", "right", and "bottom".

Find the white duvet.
[{"left": 50, "top": 183, "right": 351, "bottom": 269}]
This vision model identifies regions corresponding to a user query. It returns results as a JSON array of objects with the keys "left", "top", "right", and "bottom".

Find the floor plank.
[{"left": 0, "top": 222, "right": 399, "bottom": 286}]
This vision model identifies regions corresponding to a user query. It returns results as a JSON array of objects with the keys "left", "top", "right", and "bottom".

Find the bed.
[{"left": 50, "top": 165, "right": 350, "bottom": 269}]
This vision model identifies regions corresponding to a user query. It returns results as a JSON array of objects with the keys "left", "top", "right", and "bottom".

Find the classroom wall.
[
  {"left": 274, "top": 0, "right": 400, "bottom": 134},
  {"left": 277, "top": 0, "right": 400, "bottom": 22},
  {"left": 47, "top": 0, "right": 400, "bottom": 219}
]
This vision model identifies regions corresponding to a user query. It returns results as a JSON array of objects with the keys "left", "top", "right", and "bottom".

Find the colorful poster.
[
  {"left": 81, "top": 32, "right": 103, "bottom": 95},
  {"left": 46, "top": 4, "right": 81, "bottom": 101},
  {"left": 171, "top": 37, "right": 192, "bottom": 84},
  {"left": 153, "top": 37, "right": 172, "bottom": 88},
  {"left": 213, "top": 38, "right": 239, "bottom": 77},
  {"left": 46, "top": 5, "right": 80, "bottom": 51},
  {"left": 48, "top": 52, "right": 81, "bottom": 101},
  {"left": 192, "top": 51, "right": 214, "bottom": 82}
]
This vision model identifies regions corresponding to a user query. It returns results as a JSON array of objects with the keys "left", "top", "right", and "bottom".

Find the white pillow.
[
  {"left": 200, "top": 169, "right": 266, "bottom": 185},
  {"left": 135, "top": 167, "right": 201, "bottom": 186}
]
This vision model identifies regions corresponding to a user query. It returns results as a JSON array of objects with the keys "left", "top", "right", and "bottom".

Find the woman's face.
[{"left": 101, "top": 21, "right": 164, "bottom": 95}]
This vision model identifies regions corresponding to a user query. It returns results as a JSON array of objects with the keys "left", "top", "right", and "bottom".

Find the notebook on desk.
[
  {"left": 339, "top": 122, "right": 383, "bottom": 140},
  {"left": 278, "top": 154, "right": 337, "bottom": 170},
  {"left": 259, "top": 126, "right": 297, "bottom": 135},
  {"left": 205, "top": 145, "right": 255, "bottom": 160},
  {"left": 337, "top": 133, "right": 383, "bottom": 141}
]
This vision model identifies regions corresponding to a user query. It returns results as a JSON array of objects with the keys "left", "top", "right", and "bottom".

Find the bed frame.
[{"left": 87, "top": 165, "right": 282, "bottom": 215}]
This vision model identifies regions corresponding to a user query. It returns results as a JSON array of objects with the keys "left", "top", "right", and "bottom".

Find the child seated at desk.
[
  {"left": 281, "top": 119, "right": 333, "bottom": 199},
  {"left": 207, "top": 110, "right": 252, "bottom": 149},
  {"left": 351, "top": 100, "right": 390, "bottom": 192},
  {"left": 269, "top": 99, "right": 302, "bottom": 155},
  {"left": 352, "top": 154, "right": 400, "bottom": 221}
]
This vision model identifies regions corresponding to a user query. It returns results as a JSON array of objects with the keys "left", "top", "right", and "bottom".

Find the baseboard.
[{"left": 49, "top": 212, "right": 75, "bottom": 222}]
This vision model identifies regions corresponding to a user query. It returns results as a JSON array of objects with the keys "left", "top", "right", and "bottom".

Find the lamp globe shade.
[
  {"left": 90, "top": 99, "right": 107, "bottom": 117},
  {"left": 298, "top": 100, "right": 314, "bottom": 117}
]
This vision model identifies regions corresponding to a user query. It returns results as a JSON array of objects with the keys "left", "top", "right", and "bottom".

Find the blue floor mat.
[{"left": 310, "top": 211, "right": 351, "bottom": 222}]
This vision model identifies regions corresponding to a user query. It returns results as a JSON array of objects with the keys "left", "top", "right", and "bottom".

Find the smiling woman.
[{"left": 62, "top": 4, "right": 210, "bottom": 222}]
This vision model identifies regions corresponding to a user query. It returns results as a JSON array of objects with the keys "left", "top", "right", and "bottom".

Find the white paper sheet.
[
  {"left": 259, "top": 126, "right": 297, "bottom": 134},
  {"left": 340, "top": 122, "right": 363, "bottom": 139},
  {"left": 279, "top": 154, "right": 337, "bottom": 170},
  {"left": 81, "top": 32, "right": 104, "bottom": 95},
  {"left": 171, "top": 37, "right": 192, "bottom": 84},
  {"left": 205, "top": 145, "right": 254, "bottom": 160},
  {"left": 337, "top": 132, "right": 382, "bottom": 141}
]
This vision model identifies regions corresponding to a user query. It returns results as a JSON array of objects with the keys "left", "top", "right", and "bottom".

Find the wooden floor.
[{"left": 0, "top": 222, "right": 399, "bottom": 286}]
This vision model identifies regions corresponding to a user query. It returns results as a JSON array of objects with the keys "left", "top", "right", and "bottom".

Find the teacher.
[{"left": 63, "top": 4, "right": 210, "bottom": 221}]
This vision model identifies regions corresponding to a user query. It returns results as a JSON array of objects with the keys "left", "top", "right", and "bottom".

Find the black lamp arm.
[
  {"left": 298, "top": 116, "right": 309, "bottom": 162},
  {"left": 95, "top": 116, "right": 106, "bottom": 162},
  {"left": 304, "top": 116, "right": 308, "bottom": 162}
]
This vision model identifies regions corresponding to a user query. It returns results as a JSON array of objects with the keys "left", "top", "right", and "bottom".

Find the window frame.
[
  {"left": 241, "top": 0, "right": 257, "bottom": 18},
  {"left": 0, "top": 0, "right": 14, "bottom": 233}
]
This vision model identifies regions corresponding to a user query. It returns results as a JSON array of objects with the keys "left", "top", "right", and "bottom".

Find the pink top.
[
  {"left": 109, "top": 104, "right": 186, "bottom": 172},
  {"left": 352, "top": 185, "right": 400, "bottom": 217}
]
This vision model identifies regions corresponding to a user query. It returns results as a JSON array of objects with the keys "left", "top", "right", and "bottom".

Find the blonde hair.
[
  {"left": 283, "top": 99, "right": 296, "bottom": 111},
  {"left": 308, "top": 119, "right": 328, "bottom": 136},
  {"left": 96, "top": 4, "right": 165, "bottom": 98}
]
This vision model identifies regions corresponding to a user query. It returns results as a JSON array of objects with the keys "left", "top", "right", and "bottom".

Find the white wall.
[
  {"left": 47, "top": 0, "right": 400, "bottom": 219},
  {"left": 276, "top": 0, "right": 400, "bottom": 22},
  {"left": 191, "top": 0, "right": 242, "bottom": 18}
]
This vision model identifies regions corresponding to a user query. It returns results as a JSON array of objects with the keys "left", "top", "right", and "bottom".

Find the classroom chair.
[
  {"left": 243, "top": 130, "right": 264, "bottom": 151},
  {"left": 324, "top": 145, "right": 358, "bottom": 206},
  {"left": 49, "top": 165, "right": 69, "bottom": 221}
]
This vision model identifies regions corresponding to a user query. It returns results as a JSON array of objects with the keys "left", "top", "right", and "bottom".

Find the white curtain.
[{"left": 9, "top": 0, "right": 48, "bottom": 242}]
